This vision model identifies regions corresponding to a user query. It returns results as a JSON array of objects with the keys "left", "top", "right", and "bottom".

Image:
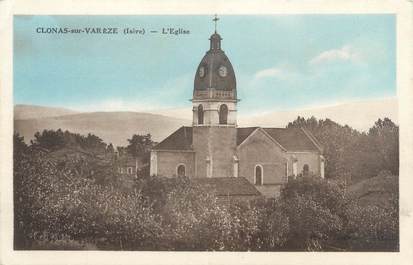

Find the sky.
[{"left": 14, "top": 15, "right": 396, "bottom": 116}]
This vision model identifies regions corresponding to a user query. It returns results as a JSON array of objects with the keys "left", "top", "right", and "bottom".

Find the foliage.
[
  {"left": 126, "top": 134, "right": 153, "bottom": 158},
  {"left": 278, "top": 177, "right": 346, "bottom": 250},
  {"left": 259, "top": 200, "right": 290, "bottom": 250},
  {"left": 14, "top": 132, "right": 28, "bottom": 160},
  {"left": 14, "top": 144, "right": 162, "bottom": 250},
  {"left": 343, "top": 203, "right": 398, "bottom": 251},
  {"left": 368, "top": 118, "right": 399, "bottom": 175},
  {"left": 287, "top": 116, "right": 399, "bottom": 184},
  {"left": 31, "top": 129, "right": 107, "bottom": 153},
  {"left": 14, "top": 127, "right": 398, "bottom": 251},
  {"left": 342, "top": 171, "right": 399, "bottom": 251},
  {"left": 136, "top": 176, "right": 267, "bottom": 251},
  {"left": 106, "top": 143, "right": 115, "bottom": 153}
]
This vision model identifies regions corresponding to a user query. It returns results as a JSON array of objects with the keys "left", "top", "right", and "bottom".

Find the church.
[{"left": 150, "top": 19, "right": 325, "bottom": 198}]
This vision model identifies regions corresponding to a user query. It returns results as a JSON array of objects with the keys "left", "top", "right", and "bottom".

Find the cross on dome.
[
  {"left": 193, "top": 14, "right": 237, "bottom": 100},
  {"left": 213, "top": 14, "right": 219, "bottom": 33}
]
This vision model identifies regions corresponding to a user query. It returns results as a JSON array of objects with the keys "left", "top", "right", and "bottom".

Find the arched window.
[
  {"left": 303, "top": 164, "right": 309, "bottom": 176},
  {"left": 206, "top": 156, "right": 212, "bottom": 178},
  {"left": 219, "top": 104, "right": 228, "bottom": 124},
  {"left": 198, "top": 104, "right": 204, "bottom": 125},
  {"left": 255, "top": 165, "right": 263, "bottom": 185},
  {"left": 177, "top": 164, "right": 186, "bottom": 177}
]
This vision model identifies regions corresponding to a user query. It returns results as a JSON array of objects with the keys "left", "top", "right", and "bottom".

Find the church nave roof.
[
  {"left": 152, "top": 126, "right": 322, "bottom": 153},
  {"left": 152, "top": 126, "right": 193, "bottom": 151}
]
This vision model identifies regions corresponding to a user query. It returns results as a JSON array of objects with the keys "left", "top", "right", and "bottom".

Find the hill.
[
  {"left": 14, "top": 111, "right": 191, "bottom": 147},
  {"left": 14, "top": 104, "right": 79, "bottom": 120},
  {"left": 14, "top": 97, "right": 397, "bottom": 147}
]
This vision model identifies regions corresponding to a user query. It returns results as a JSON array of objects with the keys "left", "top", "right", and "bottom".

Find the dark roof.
[
  {"left": 236, "top": 127, "right": 258, "bottom": 145},
  {"left": 237, "top": 127, "right": 321, "bottom": 152},
  {"left": 153, "top": 126, "right": 321, "bottom": 152},
  {"left": 263, "top": 128, "right": 320, "bottom": 152},
  {"left": 193, "top": 32, "right": 237, "bottom": 100},
  {"left": 152, "top": 126, "right": 193, "bottom": 151},
  {"left": 192, "top": 177, "right": 261, "bottom": 196}
]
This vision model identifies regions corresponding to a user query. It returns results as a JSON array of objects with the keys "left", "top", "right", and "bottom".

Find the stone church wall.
[
  {"left": 288, "top": 152, "right": 321, "bottom": 176},
  {"left": 155, "top": 151, "right": 195, "bottom": 177},
  {"left": 237, "top": 129, "right": 288, "bottom": 185},
  {"left": 192, "top": 126, "right": 237, "bottom": 178}
]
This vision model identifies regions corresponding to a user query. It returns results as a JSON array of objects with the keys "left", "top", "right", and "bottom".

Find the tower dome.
[{"left": 193, "top": 31, "right": 237, "bottom": 100}]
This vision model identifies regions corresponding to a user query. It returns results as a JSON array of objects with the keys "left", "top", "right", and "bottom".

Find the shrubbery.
[
  {"left": 14, "top": 131, "right": 398, "bottom": 251},
  {"left": 344, "top": 203, "right": 398, "bottom": 251},
  {"left": 14, "top": 144, "right": 162, "bottom": 250},
  {"left": 278, "top": 178, "right": 345, "bottom": 250}
]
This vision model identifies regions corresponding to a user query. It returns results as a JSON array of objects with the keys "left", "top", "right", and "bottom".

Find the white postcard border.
[{"left": 1, "top": 1, "right": 412, "bottom": 265}]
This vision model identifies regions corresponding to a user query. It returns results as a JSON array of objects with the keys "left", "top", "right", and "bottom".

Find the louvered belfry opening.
[{"left": 219, "top": 104, "right": 228, "bottom": 124}]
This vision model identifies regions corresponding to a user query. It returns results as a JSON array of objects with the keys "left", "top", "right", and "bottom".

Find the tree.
[
  {"left": 116, "top": 146, "right": 126, "bottom": 156},
  {"left": 31, "top": 129, "right": 65, "bottom": 150},
  {"left": 14, "top": 125, "right": 399, "bottom": 251},
  {"left": 106, "top": 143, "right": 115, "bottom": 154},
  {"left": 126, "top": 134, "right": 153, "bottom": 158},
  {"left": 83, "top": 133, "right": 107, "bottom": 153},
  {"left": 279, "top": 177, "right": 346, "bottom": 250},
  {"left": 343, "top": 171, "right": 399, "bottom": 251},
  {"left": 14, "top": 147, "right": 162, "bottom": 250},
  {"left": 287, "top": 116, "right": 399, "bottom": 183},
  {"left": 30, "top": 129, "right": 107, "bottom": 154},
  {"left": 344, "top": 203, "right": 398, "bottom": 251},
  {"left": 14, "top": 132, "right": 27, "bottom": 162},
  {"left": 368, "top": 118, "right": 399, "bottom": 175}
]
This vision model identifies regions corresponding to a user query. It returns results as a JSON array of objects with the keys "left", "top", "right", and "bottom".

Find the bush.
[
  {"left": 278, "top": 177, "right": 347, "bottom": 250},
  {"left": 14, "top": 130, "right": 399, "bottom": 251},
  {"left": 343, "top": 171, "right": 399, "bottom": 251},
  {"left": 14, "top": 147, "right": 162, "bottom": 250},
  {"left": 343, "top": 203, "right": 398, "bottom": 251},
  {"left": 256, "top": 199, "right": 289, "bottom": 250}
]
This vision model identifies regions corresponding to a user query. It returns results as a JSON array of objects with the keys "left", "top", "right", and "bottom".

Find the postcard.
[{"left": 1, "top": 0, "right": 412, "bottom": 265}]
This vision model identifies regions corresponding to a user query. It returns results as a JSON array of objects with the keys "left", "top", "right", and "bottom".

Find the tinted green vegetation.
[{"left": 13, "top": 117, "right": 398, "bottom": 251}]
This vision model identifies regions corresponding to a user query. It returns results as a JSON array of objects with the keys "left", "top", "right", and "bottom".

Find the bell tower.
[
  {"left": 191, "top": 15, "right": 239, "bottom": 178},
  {"left": 192, "top": 15, "right": 238, "bottom": 127}
]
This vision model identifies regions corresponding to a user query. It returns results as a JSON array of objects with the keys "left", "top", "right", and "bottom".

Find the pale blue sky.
[{"left": 14, "top": 15, "right": 396, "bottom": 115}]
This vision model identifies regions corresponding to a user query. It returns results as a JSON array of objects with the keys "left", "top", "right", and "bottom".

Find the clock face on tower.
[
  {"left": 218, "top": 66, "right": 227, "bottom": 77},
  {"left": 199, "top": 66, "right": 205, "bottom": 78}
]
